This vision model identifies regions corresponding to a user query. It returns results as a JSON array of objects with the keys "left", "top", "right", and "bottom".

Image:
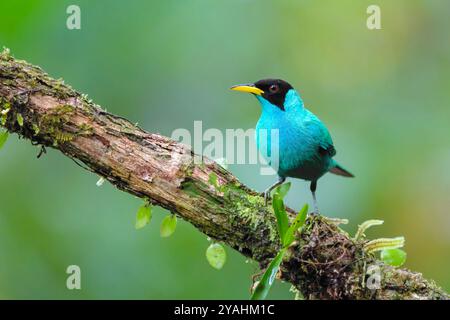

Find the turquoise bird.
[{"left": 231, "top": 79, "right": 353, "bottom": 213}]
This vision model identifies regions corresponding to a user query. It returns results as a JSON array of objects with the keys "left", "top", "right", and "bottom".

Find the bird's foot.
[
  {"left": 311, "top": 191, "right": 320, "bottom": 215},
  {"left": 310, "top": 202, "right": 320, "bottom": 216},
  {"left": 262, "top": 191, "right": 271, "bottom": 206},
  {"left": 261, "top": 177, "right": 286, "bottom": 207}
]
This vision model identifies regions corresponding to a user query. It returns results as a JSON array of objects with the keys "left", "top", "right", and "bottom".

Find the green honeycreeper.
[{"left": 231, "top": 79, "right": 353, "bottom": 213}]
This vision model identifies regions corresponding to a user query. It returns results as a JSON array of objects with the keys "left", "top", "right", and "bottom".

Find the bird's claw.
[
  {"left": 310, "top": 204, "right": 320, "bottom": 215},
  {"left": 263, "top": 191, "right": 271, "bottom": 206}
]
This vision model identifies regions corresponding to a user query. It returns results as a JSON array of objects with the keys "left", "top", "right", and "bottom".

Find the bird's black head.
[{"left": 231, "top": 78, "right": 293, "bottom": 111}]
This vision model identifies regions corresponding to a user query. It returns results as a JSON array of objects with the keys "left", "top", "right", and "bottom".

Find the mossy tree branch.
[{"left": 0, "top": 50, "right": 448, "bottom": 300}]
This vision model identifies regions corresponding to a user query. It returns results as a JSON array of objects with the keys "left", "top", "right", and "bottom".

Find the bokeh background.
[{"left": 0, "top": 0, "right": 449, "bottom": 299}]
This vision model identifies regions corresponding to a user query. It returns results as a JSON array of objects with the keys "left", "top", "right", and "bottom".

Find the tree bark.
[{"left": 0, "top": 49, "right": 448, "bottom": 300}]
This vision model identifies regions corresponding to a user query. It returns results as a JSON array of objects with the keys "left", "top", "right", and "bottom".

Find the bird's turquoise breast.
[{"left": 255, "top": 90, "right": 333, "bottom": 181}]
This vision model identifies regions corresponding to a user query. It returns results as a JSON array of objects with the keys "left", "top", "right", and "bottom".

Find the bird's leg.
[
  {"left": 263, "top": 176, "right": 286, "bottom": 205},
  {"left": 310, "top": 180, "right": 319, "bottom": 214}
]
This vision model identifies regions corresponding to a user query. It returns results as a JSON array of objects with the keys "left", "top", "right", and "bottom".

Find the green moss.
[
  {"left": 30, "top": 104, "right": 92, "bottom": 145},
  {"left": 77, "top": 123, "right": 94, "bottom": 135},
  {"left": 120, "top": 127, "right": 136, "bottom": 135},
  {"left": 208, "top": 172, "right": 219, "bottom": 189},
  {"left": 0, "top": 98, "right": 11, "bottom": 126},
  {"left": 181, "top": 180, "right": 202, "bottom": 198},
  {"left": 1, "top": 48, "right": 78, "bottom": 102},
  {"left": 0, "top": 98, "right": 11, "bottom": 111},
  {"left": 180, "top": 178, "right": 222, "bottom": 204},
  {"left": 222, "top": 182, "right": 278, "bottom": 242},
  {"left": 32, "top": 123, "right": 40, "bottom": 135},
  {"left": 181, "top": 172, "right": 279, "bottom": 245},
  {"left": 37, "top": 104, "right": 75, "bottom": 143}
]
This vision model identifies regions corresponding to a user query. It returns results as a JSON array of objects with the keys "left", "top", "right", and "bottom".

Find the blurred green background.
[{"left": 0, "top": 0, "right": 449, "bottom": 299}]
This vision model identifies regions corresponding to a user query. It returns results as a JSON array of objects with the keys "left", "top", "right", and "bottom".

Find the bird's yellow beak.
[{"left": 230, "top": 84, "right": 264, "bottom": 96}]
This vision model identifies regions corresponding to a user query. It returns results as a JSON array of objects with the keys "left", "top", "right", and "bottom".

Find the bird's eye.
[{"left": 269, "top": 84, "right": 279, "bottom": 93}]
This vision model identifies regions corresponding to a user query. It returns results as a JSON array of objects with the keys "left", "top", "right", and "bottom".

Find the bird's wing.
[
  {"left": 319, "top": 143, "right": 336, "bottom": 157},
  {"left": 303, "top": 111, "right": 336, "bottom": 157}
]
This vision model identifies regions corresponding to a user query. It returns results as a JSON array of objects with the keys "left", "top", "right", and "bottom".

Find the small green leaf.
[
  {"left": 135, "top": 204, "right": 152, "bottom": 229},
  {"left": 272, "top": 193, "right": 289, "bottom": 242},
  {"left": 275, "top": 182, "right": 291, "bottom": 199},
  {"left": 160, "top": 214, "right": 177, "bottom": 237},
  {"left": 381, "top": 248, "right": 407, "bottom": 267},
  {"left": 0, "top": 130, "right": 8, "bottom": 150},
  {"left": 251, "top": 248, "right": 286, "bottom": 300},
  {"left": 96, "top": 177, "right": 105, "bottom": 187},
  {"left": 1, "top": 107, "right": 10, "bottom": 126},
  {"left": 1, "top": 104, "right": 10, "bottom": 114},
  {"left": 32, "top": 123, "right": 40, "bottom": 135},
  {"left": 283, "top": 204, "right": 308, "bottom": 247},
  {"left": 364, "top": 236, "right": 405, "bottom": 253},
  {"left": 354, "top": 219, "right": 384, "bottom": 241},
  {"left": 206, "top": 243, "right": 226, "bottom": 270},
  {"left": 16, "top": 113, "right": 23, "bottom": 127}
]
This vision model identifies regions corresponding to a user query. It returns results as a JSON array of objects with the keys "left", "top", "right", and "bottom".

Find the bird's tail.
[{"left": 329, "top": 161, "right": 354, "bottom": 177}]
